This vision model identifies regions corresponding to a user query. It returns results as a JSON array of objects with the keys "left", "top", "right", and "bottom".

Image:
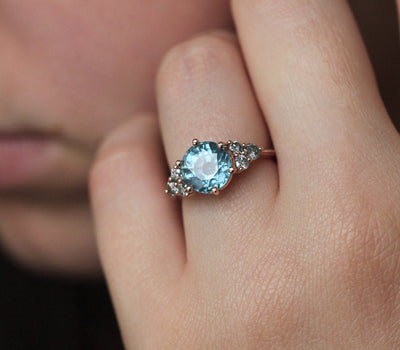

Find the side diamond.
[
  {"left": 235, "top": 155, "right": 250, "bottom": 171},
  {"left": 167, "top": 182, "right": 179, "bottom": 196},
  {"left": 246, "top": 143, "right": 261, "bottom": 160},
  {"left": 170, "top": 168, "right": 182, "bottom": 181},
  {"left": 167, "top": 180, "right": 191, "bottom": 197},
  {"left": 229, "top": 141, "right": 243, "bottom": 156},
  {"left": 177, "top": 183, "right": 190, "bottom": 197}
]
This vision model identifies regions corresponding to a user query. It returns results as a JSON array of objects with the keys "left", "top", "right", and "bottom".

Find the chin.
[{"left": 0, "top": 194, "right": 102, "bottom": 279}]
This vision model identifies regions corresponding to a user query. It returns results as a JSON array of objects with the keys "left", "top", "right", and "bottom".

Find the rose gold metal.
[
  {"left": 260, "top": 149, "right": 276, "bottom": 159},
  {"left": 211, "top": 187, "right": 220, "bottom": 196},
  {"left": 192, "top": 139, "right": 199, "bottom": 146}
]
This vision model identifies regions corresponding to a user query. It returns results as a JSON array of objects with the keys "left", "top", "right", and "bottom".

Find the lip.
[{"left": 0, "top": 132, "right": 56, "bottom": 189}]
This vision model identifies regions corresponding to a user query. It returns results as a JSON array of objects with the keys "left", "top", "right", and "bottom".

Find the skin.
[
  {"left": 0, "top": 0, "right": 232, "bottom": 275},
  {"left": 0, "top": 0, "right": 399, "bottom": 346},
  {"left": 89, "top": 0, "right": 400, "bottom": 349},
  {"left": 0, "top": 0, "right": 398, "bottom": 278}
]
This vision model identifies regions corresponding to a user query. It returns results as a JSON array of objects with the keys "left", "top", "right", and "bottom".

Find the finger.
[
  {"left": 232, "top": 0, "right": 399, "bottom": 185},
  {"left": 397, "top": 0, "right": 400, "bottom": 21},
  {"left": 89, "top": 115, "right": 185, "bottom": 340},
  {"left": 157, "top": 31, "right": 278, "bottom": 264}
]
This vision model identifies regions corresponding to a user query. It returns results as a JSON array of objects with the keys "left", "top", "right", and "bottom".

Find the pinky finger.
[{"left": 89, "top": 114, "right": 185, "bottom": 345}]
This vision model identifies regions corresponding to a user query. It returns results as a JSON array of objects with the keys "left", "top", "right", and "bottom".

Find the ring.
[{"left": 166, "top": 139, "right": 276, "bottom": 198}]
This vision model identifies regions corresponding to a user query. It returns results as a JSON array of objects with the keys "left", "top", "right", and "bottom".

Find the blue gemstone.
[{"left": 181, "top": 142, "right": 232, "bottom": 194}]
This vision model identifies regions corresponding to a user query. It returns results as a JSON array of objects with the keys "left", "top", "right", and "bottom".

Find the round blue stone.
[{"left": 181, "top": 142, "right": 232, "bottom": 194}]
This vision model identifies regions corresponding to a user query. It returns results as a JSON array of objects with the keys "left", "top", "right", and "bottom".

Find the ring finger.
[{"left": 157, "top": 31, "right": 278, "bottom": 266}]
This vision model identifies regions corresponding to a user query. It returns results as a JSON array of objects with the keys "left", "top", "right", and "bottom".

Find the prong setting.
[{"left": 211, "top": 187, "right": 220, "bottom": 196}]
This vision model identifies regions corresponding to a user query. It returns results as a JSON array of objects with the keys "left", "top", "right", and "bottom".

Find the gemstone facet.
[{"left": 181, "top": 142, "right": 232, "bottom": 194}]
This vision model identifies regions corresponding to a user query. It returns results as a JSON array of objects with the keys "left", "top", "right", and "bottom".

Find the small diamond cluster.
[
  {"left": 166, "top": 162, "right": 192, "bottom": 197},
  {"left": 228, "top": 141, "right": 261, "bottom": 171}
]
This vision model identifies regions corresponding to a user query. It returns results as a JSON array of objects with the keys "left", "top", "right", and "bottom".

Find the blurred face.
[{"left": 0, "top": 0, "right": 232, "bottom": 276}]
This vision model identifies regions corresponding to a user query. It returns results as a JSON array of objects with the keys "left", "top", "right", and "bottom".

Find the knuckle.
[
  {"left": 327, "top": 192, "right": 400, "bottom": 325},
  {"left": 157, "top": 30, "right": 238, "bottom": 90},
  {"left": 346, "top": 210, "right": 400, "bottom": 324},
  {"left": 228, "top": 250, "right": 306, "bottom": 346},
  {"left": 298, "top": 164, "right": 400, "bottom": 333}
]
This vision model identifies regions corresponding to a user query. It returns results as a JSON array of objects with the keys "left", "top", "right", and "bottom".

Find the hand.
[{"left": 89, "top": 1, "right": 400, "bottom": 348}]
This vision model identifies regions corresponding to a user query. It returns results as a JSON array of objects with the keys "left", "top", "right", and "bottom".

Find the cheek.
[
  {"left": 3, "top": 1, "right": 161, "bottom": 143},
  {"left": 1, "top": 0, "right": 232, "bottom": 145}
]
